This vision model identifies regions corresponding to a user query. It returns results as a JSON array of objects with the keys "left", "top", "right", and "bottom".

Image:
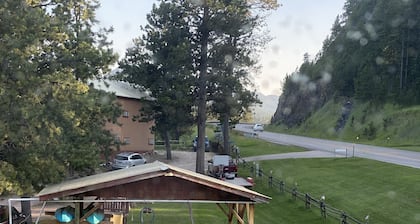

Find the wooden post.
[
  {"left": 279, "top": 180, "right": 285, "bottom": 192},
  {"left": 248, "top": 204, "right": 255, "bottom": 224},
  {"left": 74, "top": 202, "right": 81, "bottom": 224},
  {"left": 305, "top": 194, "right": 311, "bottom": 208}
]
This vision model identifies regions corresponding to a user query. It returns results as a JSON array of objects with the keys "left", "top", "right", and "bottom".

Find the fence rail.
[
  {"left": 154, "top": 140, "right": 186, "bottom": 146},
  {"left": 240, "top": 159, "right": 368, "bottom": 224}
]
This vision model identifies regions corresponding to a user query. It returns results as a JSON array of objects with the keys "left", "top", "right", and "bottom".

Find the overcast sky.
[{"left": 96, "top": 0, "right": 346, "bottom": 96}]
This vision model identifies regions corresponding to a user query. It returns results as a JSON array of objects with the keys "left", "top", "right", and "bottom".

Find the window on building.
[
  {"left": 122, "top": 111, "right": 129, "bottom": 118},
  {"left": 114, "top": 135, "right": 121, "bottom": 143},
  {"left": 123, "top": 137, "right": 130, "bottom": 144}
]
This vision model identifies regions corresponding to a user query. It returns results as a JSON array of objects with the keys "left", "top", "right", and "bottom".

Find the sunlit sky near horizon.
[{"left": 97, "top": 0, "right": 346, "bottom": 96}]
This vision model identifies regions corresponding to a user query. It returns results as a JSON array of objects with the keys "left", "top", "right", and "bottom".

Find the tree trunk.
[
  {"left": 222, "top": 113, "right": 230, "bottom": 155},
  {"left": 196, "top": 4, "right": 209, "bottom": 174},
  {"left": 164, "top": 130, "right": 172, "bottom": 160}
]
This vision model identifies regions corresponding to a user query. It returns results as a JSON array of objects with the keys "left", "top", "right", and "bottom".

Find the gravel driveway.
[
  {"left": 145, "top": 150, "right": 216, "bottom": 171},
  {"left": 146, "top": 150, "right": 339, "bottom": 172}
]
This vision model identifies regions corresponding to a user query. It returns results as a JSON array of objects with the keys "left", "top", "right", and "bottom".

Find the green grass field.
[
  {"left": 248, "top": 158, "right": 420, "bottom": 223},
  {"left": 125, "top": 131, "right": 420, "bottom": 223},
  {"left": 125, "top": 157, "right": 420, "bottom": 223}
]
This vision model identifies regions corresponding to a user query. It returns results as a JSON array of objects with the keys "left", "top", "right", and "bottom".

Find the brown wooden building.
[
  {"left": 36, "top": 161, "right": 271, "bottom": 223},
  {"left": 91, "top": 79, "right": 155, "bottom": 153}
]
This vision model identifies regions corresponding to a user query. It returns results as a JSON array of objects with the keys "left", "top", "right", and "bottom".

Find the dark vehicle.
[{"left": 193, "top": 136, "right": 210, "bottom": 152}]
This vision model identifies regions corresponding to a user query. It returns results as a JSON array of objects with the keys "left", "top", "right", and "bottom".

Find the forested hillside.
[{"left": 272, "top": 0, "right": 420, "bottom": 128}]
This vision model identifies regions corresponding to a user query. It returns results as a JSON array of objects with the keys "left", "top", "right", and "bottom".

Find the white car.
[
  {"left": 253, "top": 124, "right": 264, "bottom": 132},
  {"left": 112, "top": 152, "right": 147, "bottom": 169}
]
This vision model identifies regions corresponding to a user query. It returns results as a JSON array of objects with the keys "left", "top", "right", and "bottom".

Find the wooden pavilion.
[{"left": 36, "top": 161, "right": 271, "bottom": 224}]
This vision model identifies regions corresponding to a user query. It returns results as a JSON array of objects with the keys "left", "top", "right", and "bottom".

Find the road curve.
[{"left": 235, "top": 124, "right": 420, "bottom": 169}]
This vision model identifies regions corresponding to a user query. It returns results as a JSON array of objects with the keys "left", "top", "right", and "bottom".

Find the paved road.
[{"left": 236, "top": 124, "right": 420, "bottom": 169}]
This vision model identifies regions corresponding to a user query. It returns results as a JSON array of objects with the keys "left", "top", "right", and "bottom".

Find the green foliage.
[
  {"left": 362, "top": 121, "right": 377, "bottom": 140},
  {"left": 120, "top": 0, "right": 277, "bottom": 162},
  {"left": 270, "top": 98, "right": 420, "bottom": 151},
  {"left": 119, "top": 0, "right": 196, "bottom": 160},
  {"left": 0, "top": 0, "right": 120, "bottom": 195},
  {"left": 272, "top": 0, "right": 420, "bottom": 127}
]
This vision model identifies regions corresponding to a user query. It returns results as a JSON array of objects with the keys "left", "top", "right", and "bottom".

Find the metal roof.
[
  {"left": 89, "top": 79, "right": 153, "bottom": 100},
  {"left": 36, "top": 161, "right": 271, "bottom": 204}
]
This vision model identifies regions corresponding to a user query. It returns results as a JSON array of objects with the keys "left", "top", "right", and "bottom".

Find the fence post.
[
  {"left": 255, "top": 162, "right": 259, "bottom": 177},
  {"left": 305, "top": 193, "right": 311, "bottom": 208},
  {"left": 292, "top": 186, "right": 297, "bottom": 200},
  {"left": 364, "top": 214, "right": 369, "bottom": 224},
  {"left": 250, "top": 163, "right": 254, "bottom": 178},
  {"left": 269, "top": 170, "right": 273, "bottom": 188},
  {"left": 320, "top": 196, "right": 326, "bottom": 219},
  {"left": 341, "top": 212, "right": 347, "bottom": 224},
  {"left": 279, "top": 181, "right": 285, "bottom": 193}
]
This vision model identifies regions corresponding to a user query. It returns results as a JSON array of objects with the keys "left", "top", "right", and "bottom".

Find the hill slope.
[{"left": 269, "top": 99, "right": 420, "bottom": 150}]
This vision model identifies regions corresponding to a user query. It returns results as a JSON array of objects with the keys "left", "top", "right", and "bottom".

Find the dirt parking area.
[{"left": 144, "top": 150, "right": 215, "bottom": 172}]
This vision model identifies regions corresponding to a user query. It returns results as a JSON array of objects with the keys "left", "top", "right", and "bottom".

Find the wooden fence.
[{"left": 240, "top": 160, "right": 369, "bottom": 224}]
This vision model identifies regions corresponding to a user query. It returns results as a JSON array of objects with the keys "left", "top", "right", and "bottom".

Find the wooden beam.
[
  {"left": 231, "top": 204, "right": 244, "bottom": 224},
  {"left": 248, "top": 204, "right": 255, "bottom": 224},
  {"left": 216, "top": 203, "right": 228, "bottom": 217},
  {"left": 80, "top": 202, "right": 101, "bottom": 221},
  {"left": 228, "top": 204, "right": 234, "bottom": 224}
]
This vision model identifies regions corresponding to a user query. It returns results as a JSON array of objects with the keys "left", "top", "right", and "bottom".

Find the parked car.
[
  {"left": 193, "top": 136, "right": 210, "bottom": 152},
  {"left": 112, "top": 152, "right": 147, "bottom": 169},
  {"left": 253, "top": 123, "right": 264, "bottom": 132}
]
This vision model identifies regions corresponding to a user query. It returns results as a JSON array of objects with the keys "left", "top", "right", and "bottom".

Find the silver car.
[
  {"left": 112, "top": 152, "right": 147, "bottom": 169},
  {"left": 253, "top": 123, "right": 264, "bottom": 132}
]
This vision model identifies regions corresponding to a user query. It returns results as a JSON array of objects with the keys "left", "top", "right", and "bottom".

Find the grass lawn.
[
  {"left": 125, "top": 157, "right": 420, "bottom": 223},
  {"left": 139, "top": 127, "right": 420, "bottom": 223},
  {"left": 246, "top": 158, "right": 420, "bottom": 223}
]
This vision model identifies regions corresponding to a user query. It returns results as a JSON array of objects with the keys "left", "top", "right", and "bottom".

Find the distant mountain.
[{"left": 251, "top": 93, "right": 278, "bottom": 123}]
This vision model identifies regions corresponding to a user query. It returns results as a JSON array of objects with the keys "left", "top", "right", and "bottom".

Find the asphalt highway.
[{"left": 235, "top": 124, "right": 420, "bottom": 169}]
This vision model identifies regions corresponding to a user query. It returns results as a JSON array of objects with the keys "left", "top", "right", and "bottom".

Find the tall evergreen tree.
[
  {"left": 207, "top": 0, "right": 265, "bottom": 154},
  {"left": 119, "top": 0, "right": 195, "bottom": 160},
  {"left": 0, "top": 0, "right": 120, "bottom": 195},
  {"left": 193, "top": 0, "right": 278, "bottom": 172},
  {"left": 120, "top": 0, "right": 278, "bottom": 173}
]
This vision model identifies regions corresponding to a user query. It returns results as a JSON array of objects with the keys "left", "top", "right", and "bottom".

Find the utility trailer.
[{"left": 207, "top": 155, "right": 253, "bottom": 188}]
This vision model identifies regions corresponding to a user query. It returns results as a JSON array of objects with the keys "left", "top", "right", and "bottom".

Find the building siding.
[{"left": 106, "top": 97, "right": 154, "bottom": 153}]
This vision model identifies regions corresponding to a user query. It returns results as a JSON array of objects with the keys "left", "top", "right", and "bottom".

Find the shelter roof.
[{"left": 36, "top": 161, "right": 270, "bottom": 204}]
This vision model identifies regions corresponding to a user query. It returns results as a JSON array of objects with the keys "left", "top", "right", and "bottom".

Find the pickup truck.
[{"left": 207, "top": 155, "right": 237, "bottom": 179}]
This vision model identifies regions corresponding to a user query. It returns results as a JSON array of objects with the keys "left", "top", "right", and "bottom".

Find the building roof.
[
  {"left": 90, "top": 79, "right": 153, "bottom": 100},
  {"left": 36, "top": 161, "right": 271, "bottom": 204}
]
